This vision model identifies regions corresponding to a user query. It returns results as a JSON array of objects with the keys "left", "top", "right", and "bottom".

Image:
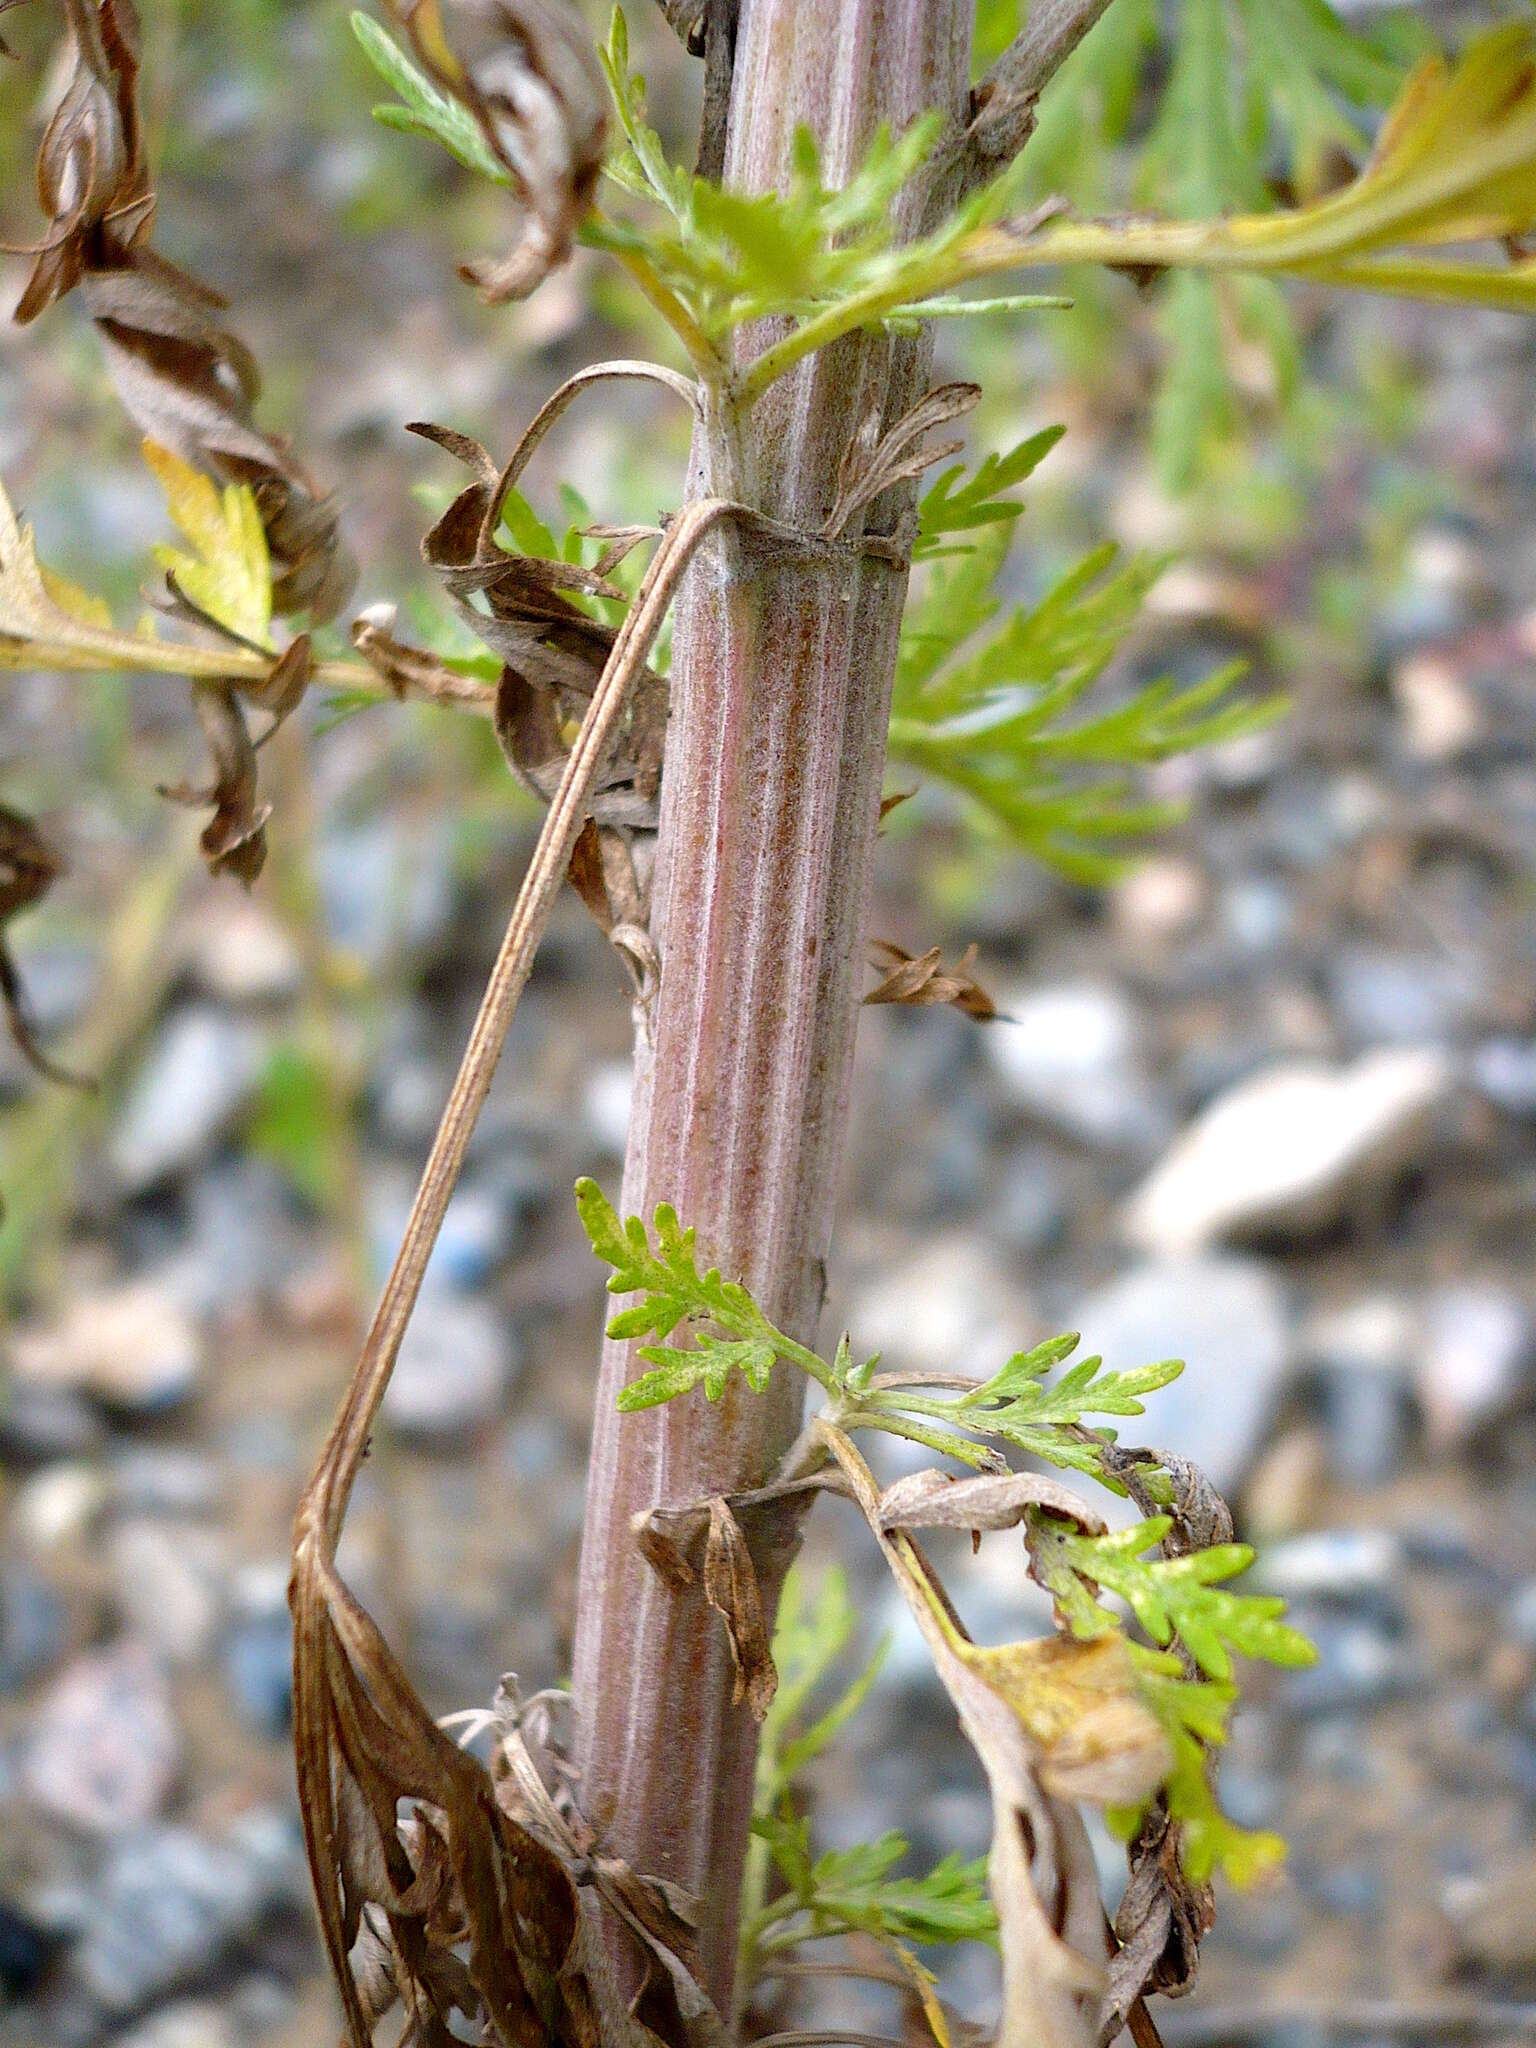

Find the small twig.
[
  {"left": 295, "top": 493, "right": 749, "bottom": 1557},
  {"left": 290, "top": 496, "right": 758, "bottom": 2040},
  {"left": 483, "top": 359, "right": 701, "bottom": 532},
  {"left": 951, "top": 0, "right": 1117, "bottom": 199},
  {"left": 867, "top": 1368, "right": 985, "bottom": 1393}
]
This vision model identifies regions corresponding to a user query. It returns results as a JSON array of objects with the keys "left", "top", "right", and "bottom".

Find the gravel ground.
[{"left": 2, "top": 15, "right": 1535, "bottom": 2042}]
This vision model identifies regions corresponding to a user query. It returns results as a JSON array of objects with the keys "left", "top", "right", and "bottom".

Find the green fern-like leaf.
[
  {"left": 1119, "top": 1652, "right": 1289, "bottom": 1886},
  {"left": 890, "top": 513, "right": 1282, "bottom": 878},
  {"left": 350, "top": 12, "right": 511, "bottom": 184},
  {"left": 750, "top": 1814, "right": 997, "bottom": 1952},
  {"left": 575, "top": 1178, "right": 826, "bottom": 1410},
  {"left": 1027, "top": 1514, "right": 1318, "bottom": 1682}
]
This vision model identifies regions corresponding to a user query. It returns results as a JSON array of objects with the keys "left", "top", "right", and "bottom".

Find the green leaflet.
[
  {"left": 1028, "top": 1515, "right": 1318, "bottom": 1683},
  {"left": 891, "top": 494, "right": 1282, "bottom": 879},
  {"left": 750, "top": 1815, "right": 996, "bottom": 1951},
  {"left": 583, "top": 1183, "right": 1316, "bottom": 1896},
  {"left": 350, "top": 12, "right": 510, "bottom": 185}
]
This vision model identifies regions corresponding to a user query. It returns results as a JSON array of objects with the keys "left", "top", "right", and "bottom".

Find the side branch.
[{"left": 950, "top": 0, "right": 1117, "bottom": 198}]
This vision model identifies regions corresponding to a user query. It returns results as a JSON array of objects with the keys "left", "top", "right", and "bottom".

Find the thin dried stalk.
[{"left": 291, "top": 497, "right": 749, "bottom": 2047}]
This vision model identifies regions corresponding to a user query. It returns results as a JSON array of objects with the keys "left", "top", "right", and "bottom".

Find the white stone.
[
  {"left": 114, "top": 2002, "right": 238, "bottom": 2048},
  {"left": 1124, "top": 1048, "right": 1453, "bottom": 1253},
  {"left": 109, "top": 1520, "right": 226, "bottom": 1664},
  {"left": 383, "top": 1291, "right": 517, "bottom": 1437},
  {"left": 986, "top": 980, "right": 1163, "bottom": 1151},
  {"left": 1110, "top": 856, "right": 1208, "bottom": 942},
  {"left": 23, "top": 1642, "right": 179, "bottom": 1833},
  {"left": 843, "top": 1235, "right": 1035, "bottom": 1383},
  {"left": 187, "top": 898, "right": 302, "bottom": 1004},
  {"left": 1392, "top": 651, "right": 1482, "bottom": 762},
  {"left": 582, "top": 1057, "right": 633, "bottom": 1155},
  {"left": 12, "top": 1462, "right": 109, "bottom": 1549},
  {"left": 110, "top": 1007, "right": 265, "bottom": 1190},
  {"left": 1415, "top": 1282, "right": 1533, "bottom": 1446},
  {"left": 9, "top": 1278, "right": 205, "bottom": 1412},
  {"left": 1069, "top": 1256, "right": 1293, "bottom": 1498},
  {"left": 1303, "top": 1293, "right": 1415, "bottom": 1377}
]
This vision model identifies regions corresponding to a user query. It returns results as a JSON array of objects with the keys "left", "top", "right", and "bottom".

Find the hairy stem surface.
[{"left": 571, "top": 0, "right": 974, "bottom": 2009}]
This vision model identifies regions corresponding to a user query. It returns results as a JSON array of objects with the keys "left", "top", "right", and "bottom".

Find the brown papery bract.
[
  {"left": 386, "top": 0, "right": 607, "bottom": 302},
  {"left": 865, "top": 939, "right": 998, "bottom": 1021}
]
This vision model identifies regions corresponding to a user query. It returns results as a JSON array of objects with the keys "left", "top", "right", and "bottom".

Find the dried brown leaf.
[
  {"left": 246, "top": 629, "right": 313, "bottom": 723},
  {"left": 411, "top": 420, "right": 670, "bottom": 963},
  {"left": 630, "top": 1501, "right": 704, "bottom": 1590},
  {"left": 490, "top": 1682, "right": 729, "bottom": 2048},
  {"left": 155, "top": 681, "right": 269, "bottom": 885},
  {"left": 154, "top": 635, "right": 310, "bottom": 886},
  {"left": 351, "top": 612, "right": 497, "bottom": 712},
  {"left": 0, "top": 805, "right": 92, "bottom": 1088},
  {"left": 865, "top": 939, "right": 997, "bottom": 1020},
  {"left": 291, "top": 497, "right": 750, "bottom": 2048},
  {"left": 823, "top": 382, "right": 981, "bottom": 541},
  {"left": 387, "top": 0, "right": 607, "bottom": 302},
  {"left": 876, "top": 1468, "right": 1106, "bottom": 1540},
  {"left": 703, "top": 1495, "right": 778, "bottom": 1722},
  {"left": 1100, "top": 1805, "right": 1213, "bottom": 2046},
  {"left": 13, "top": 0, "right": 149, "bottom": 324},
  {"left": 1090, "top": 1443, "right": 1230, "bottom": 2041}
]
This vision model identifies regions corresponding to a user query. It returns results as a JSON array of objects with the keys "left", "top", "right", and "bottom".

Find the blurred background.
[{"left": 2, "top": 2, "right": 1535, "bottom": 2044}]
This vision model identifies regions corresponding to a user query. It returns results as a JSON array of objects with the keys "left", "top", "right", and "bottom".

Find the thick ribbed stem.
[{"left": 571, "top": 0, "right": 973, "bottom": 2011}]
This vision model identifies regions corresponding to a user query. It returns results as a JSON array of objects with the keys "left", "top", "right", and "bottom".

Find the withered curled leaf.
[
  {"left": 155, "top": 637, "right": 314, "bottom": 887},
  {"left": 291, "top": 1548, "right": 665, "bottom": 2048},
  {"left": 823, "top": 382, "right": 981, "bottom": 542},
  {"left": 413, "top": 421, "right": 669, "bottom": 949},
  {"left": 876, "top": 1467, "right": 1106, "bottom": 1541},
  {"left": 14, "top": 1, "right": 353, "bottom": 620},
  {"left": 291, "top": 499, "right": 749, "bottom": 2048},
  {"left": 80, "top": 260, "right": 354, "bottom": 621},
  {"left": 351, "top": 612, "right": 497, "bottom": 713},
  {"left": 157, "top": 682, "right": 270, "bottom": 887},
  {"left": 952, "top": 1631, "right": 1170, "bottom": 1810},
  {"left": 865, "top": 939, "right": 997, "bottom": 1021},
  {"left": 386, "top": 0, "right": 607, "bottom": 302},
  {"left": 1101, "top": 1802, "right": 1214, "bottom": 2047},
  {"left": 0, "top": 805, "right": 92, "bottom": 1088},
  {"left": 1091, "top": 1441, "right": 1231, "bottom": 2041},
  {"left": 702, "top": 1495, "right": 778, "bottom": 1722},
  {"left": 490, "top": 1681, "right": 730, "bottom": 2048},
  {"left": 13, "top": 0, "right": 149, "bottom": 323}
]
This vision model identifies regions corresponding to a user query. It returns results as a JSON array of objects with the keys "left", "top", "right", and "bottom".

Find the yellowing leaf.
[
  {"left": 143, "top": 440, "right": 273, "bottom": 649},
  {"left": 948, "top": 1630, "right": 1172, "bottom": 1809},
  {"left": 37, "top": 561, "right": 112, "bottom": 630},
  {"left": 993, "top": 26, "right": 1536, "bottom": 315},
  {"left": 887, "top": 1941, "right": 951, "bottom": 2048},
  {"left": 1228, "top": 25, "right": 1536, "bottom": 261},
  {"left": 0, "top": 476, "right": 137, "bottom": 669}
]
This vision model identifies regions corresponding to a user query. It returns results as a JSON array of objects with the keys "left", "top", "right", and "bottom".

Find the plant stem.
[{"left": 571, "top": 0, "right": 975, "bottom": 2012}]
